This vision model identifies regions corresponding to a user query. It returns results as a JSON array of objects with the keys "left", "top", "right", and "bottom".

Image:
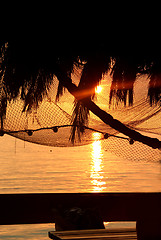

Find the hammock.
[{"left": 0, "top": 75, "right": 161, "bottom": 162}]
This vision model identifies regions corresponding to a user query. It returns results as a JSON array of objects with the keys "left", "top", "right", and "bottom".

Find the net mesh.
[{"left": 1, "top": 76, "right": 161, "bottom": 161}]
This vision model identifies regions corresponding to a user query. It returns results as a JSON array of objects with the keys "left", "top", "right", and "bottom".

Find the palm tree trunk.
[
  {"left": 56, "top": 72, "right": 161, "bottom": 149},
  {"left": 83, "top": 100, "right": 161, "bottom": 149}
]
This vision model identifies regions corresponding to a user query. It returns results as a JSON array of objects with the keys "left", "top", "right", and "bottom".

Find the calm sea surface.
[{"left": 0, "top": 134, "right": 161, "bottom": 239}]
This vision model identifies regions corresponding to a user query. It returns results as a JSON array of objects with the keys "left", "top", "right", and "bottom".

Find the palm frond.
[
  {"left": 78, "top": 52, "right": 111, "bottom": 99},
  {"left": 70, "top": 100, "right": 89, "bottom": 143},
  {"left": 2, "top": 40, "right": 161, "bottom": 114},
  {"left": 110, "top": 57, "right": 137, "bottom": 106},
  {"left": 148, "top": 59, "right": 161, "bottom": 105}
]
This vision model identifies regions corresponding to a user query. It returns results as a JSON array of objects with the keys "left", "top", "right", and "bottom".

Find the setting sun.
[{"left": 95, "top": 85, "right": 102, "bottom": 94}]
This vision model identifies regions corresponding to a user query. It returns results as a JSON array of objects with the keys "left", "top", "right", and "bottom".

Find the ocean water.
[{"left": 0, "top": 134, "right": 161, "bottom": 239}]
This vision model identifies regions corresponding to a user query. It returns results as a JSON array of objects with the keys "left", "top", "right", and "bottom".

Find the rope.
[{"left": 1, "top": 124, "right": 129, "bottom": 140}]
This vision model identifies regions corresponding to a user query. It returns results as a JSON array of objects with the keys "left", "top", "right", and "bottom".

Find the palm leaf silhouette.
[{"left": 1, "top": 40, "right": 161, "bottom": 148}]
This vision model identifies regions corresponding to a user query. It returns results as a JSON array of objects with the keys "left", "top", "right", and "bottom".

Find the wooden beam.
[
  {"left": 48, "top": 229, "right": 137, "bottom": 240},
  {"left": 0, "top": 193, "right": 161, "bottom": 225}
]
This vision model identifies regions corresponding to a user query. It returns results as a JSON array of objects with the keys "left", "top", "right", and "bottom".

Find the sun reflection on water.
[{"left": 90, "top": 132, "right": 106, "bottom": 192}]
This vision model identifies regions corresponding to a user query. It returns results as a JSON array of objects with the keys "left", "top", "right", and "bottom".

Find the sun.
[{"left": 95, "top": 85, "right": 102, "bottom": 94}]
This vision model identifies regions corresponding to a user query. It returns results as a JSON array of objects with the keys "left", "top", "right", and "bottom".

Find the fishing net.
[{"left": 1, "top": 75, "right": 161, "bottom": 161}]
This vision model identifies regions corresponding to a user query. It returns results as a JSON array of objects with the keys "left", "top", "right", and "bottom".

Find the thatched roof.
[
  {"left": 1, "top": 40, "right": 161, "bottom": 148},
  {"left": 1, "top": 39, "right": 161, "bottom": 110}
]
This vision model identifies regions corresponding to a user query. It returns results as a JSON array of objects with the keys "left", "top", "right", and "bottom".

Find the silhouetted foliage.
[
  {"left": 1, "top": 40, "right": 161, "bottom": 117},
  {"left": 1, "top": 40, "right": 161, "bottom": 147},
  {"left": 1, "top": 40, "right": 161, "bottom": 109}
]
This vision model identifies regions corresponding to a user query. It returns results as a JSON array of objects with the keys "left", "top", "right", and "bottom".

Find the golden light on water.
[{"left": 90, "top": 132, "right": 106, "bottom": 192}]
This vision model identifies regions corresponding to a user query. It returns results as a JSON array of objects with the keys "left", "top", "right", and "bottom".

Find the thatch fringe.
[{"left": 1, "top": 40, "right": 161, "bottom": 117}]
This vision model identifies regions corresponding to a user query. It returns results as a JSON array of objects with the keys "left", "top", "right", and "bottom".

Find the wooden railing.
[
  {"left": 0, "top": 193, "right": 161, "bottom": 239},
  {"left": 0, "top": 193, "right": 161, "bottom": 225}
]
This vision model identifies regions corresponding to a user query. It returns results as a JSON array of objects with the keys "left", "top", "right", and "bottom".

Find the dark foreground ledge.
[
  {"left": 0, "top": 193, "right": 161, "bottom": 225},
  {"left": 48, "top": 228, "right": 137, "bottom": 240}
]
